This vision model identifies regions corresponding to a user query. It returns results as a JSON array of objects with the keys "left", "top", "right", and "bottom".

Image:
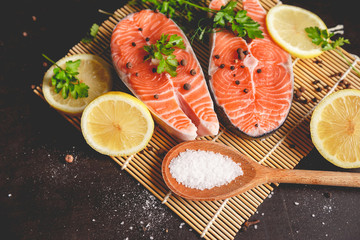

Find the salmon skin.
[
  {"left": 208, "top": 0, "right": 294, "bottom": 138},
  {"left": 111, "top": 10, "right": 219, "bottom": 141}
]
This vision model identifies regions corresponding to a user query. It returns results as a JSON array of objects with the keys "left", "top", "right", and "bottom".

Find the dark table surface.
[{"left": 1, "top": 0, "right": 360, "bottom": 239}]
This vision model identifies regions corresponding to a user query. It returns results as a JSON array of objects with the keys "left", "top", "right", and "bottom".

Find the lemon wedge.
[
  {"left": 310, "top": 89, "right": 360, "bottom": 168},
  {"left": 81, "top": 91, "right": 154, "bottom": 156},
  {"left": 266, "top": 4, "right": 327, "bottom": 58},
  {"left": 42, "top": 54, "right": 112, "bottom": 115}
]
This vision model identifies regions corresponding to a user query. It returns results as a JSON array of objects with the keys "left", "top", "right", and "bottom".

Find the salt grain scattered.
[
  {"left": 294, "top": 202, "right": 299, "bottom": 206},
  {"left": 169, "top": 149, "right": 243, "bottom": 190},
  {"left": 8, "top": 193, "right": 12, "bottom": 197},
  {"left": 179, "top": 222, "right": 185, "bottom": 229}
]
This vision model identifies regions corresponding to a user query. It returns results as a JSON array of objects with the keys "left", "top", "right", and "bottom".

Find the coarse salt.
[{"left": 168, "top": 149, "right": 243, "bottom": 190}]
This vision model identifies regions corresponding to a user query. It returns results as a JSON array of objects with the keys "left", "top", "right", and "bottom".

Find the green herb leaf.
[
  {"left": 81, "top": 23, "right": 99, "bottom": 43},
  {"left": 305, "top": 26, "right": 350, "bottom": 51},
  {"left": 43, "top": 54, "right": 89, "bottom": 99},
  {"left": 65, "top": 60, "right": 81, "bottom": 75},
  {"left": 212, "top": 2, "right": 263, "bottom": 39},
  {"left": 135, "top": 0, "right": 262, "bottom": 41},
  {"left": 305, "top": 26, "right": 359, "bottom": 77},
  {"left": 143, "top": 34, "right": 184, "bottom": 77}
]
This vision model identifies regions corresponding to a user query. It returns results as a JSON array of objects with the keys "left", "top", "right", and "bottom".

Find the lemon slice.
[
  {"left": 310, "top": 89, "right": 360, "bottom": 168},
  {"left": 266, "top": 4, "right": 327, "bottom": 58},
  {"left": 42, "top": 54, "right": 112, "bottom": 115},
  {"left": 81, "top": 91, "right": 154, "bottom": 156}
]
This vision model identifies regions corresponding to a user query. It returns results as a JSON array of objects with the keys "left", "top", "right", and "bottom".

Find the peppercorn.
[
  {"left": 126, "top": 62, "right": 132, "bottom": 69},
  {"left": 183, "top": 83, "right": 191, "bottom": 90},
  {"left": 256, "top": 69, "right": 261, "bottom": 73},
  {"left": 180, "top": 59, "right": 187, "bottom": 66},
  {"left": 190, "top": 69, "right": 196, "bottom": 75},
  {"left": 230, "top": 66, "right": 235, "bottom": 70},
  {"left": 132, "top": 42, "right": 136, "bottom": 46},
  {"left": 243, "top": 88, "right": 249, "bottom": 93},
  {"left": 214, "top": 55, "right": 220, "bottom": 59},
  {"left": 323, "top": 192, "right": 331, "bottom": 198},
  {"left": 154, "top": 94, "right": 159, "bottom": 99},
  {"left": 220, "top": 64, "right": 225, "bottom": 69},
  {"left": 152, "top": 68, "right": 157, "bottom": 73},
  {"left": 65, "top": 154, "right": 74, "bottom": 163},
  {"left": 145, "top": 37, "right": 150, "bottom": 41},
  {"left": 295, "top": 91, "right": 302, "bottom": 98},
  {"left": 235, "top": 80, "right": 240, "bottom": 85}
]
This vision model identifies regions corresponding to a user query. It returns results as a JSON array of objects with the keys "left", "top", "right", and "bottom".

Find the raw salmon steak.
[
  {"left": 111, "top": 10, "right": 219, "bottom": 141},
  {"left": 208, "top": 0, "right": 294, "bottom": 138}
]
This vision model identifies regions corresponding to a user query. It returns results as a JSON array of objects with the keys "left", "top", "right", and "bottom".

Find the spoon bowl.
[
  {"left": 162, "top": 140, "right": 268, "bottom": 201},
  {"left": 162, "top": 140, "right": 360, "bottom": 201}
]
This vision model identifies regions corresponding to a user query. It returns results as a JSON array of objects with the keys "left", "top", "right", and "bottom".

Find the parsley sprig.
[
  {"left": 135, "top": 0, "right": 263, "bottom": 41},
  {"left": 305, "top": 26, "right": 359, "bottom": 77},
  {"left": 143, "top": 34, "right": 185, "bottom": 77},
  {"left": 305, "top": 27, "right": 349, "bottom": 51},
  {"left": 213, "top": 1, "right": 263, "bottom": 39},
  {"left": 42, "top": 54, "right": 89, "bottom": 99}
]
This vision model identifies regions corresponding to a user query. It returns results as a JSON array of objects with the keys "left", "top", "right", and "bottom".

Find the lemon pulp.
[
  {"left": 310, "top": 89, "right": 360, "bottom": 168},
  {"left": 266, "top": 4, "right": 327, "bottom": 58},
  {"left": 81, "top": 91, "right": 154, "bottom": 156}
]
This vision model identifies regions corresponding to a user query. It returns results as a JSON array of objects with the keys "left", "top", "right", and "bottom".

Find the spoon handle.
[{"left": 268, "top": 168, "right": 360, "bottom": 188}]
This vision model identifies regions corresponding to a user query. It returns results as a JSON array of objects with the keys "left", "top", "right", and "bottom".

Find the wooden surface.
[{"left": 1, "top": 0, "right": 360, "bottom": 239}]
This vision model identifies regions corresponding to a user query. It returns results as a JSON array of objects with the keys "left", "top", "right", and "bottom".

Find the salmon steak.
[
  {"left": 208, "top": 0, "right": 294, "bottom": 138},
  {"left": 111, "top": 10, "right": 219, "bottom": 141}
]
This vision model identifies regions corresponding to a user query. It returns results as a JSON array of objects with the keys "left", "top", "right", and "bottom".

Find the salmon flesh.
[
  {"left": 111, "top": 10, "right": 219, "bottom": 141},
  {"left": 209, "top": 0, "right": 294, "bottom": 138}
]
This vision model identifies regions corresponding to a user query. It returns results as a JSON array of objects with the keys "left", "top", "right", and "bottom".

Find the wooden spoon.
[{"left": 162, "top": 140, "right": 360, "bottom": 201}]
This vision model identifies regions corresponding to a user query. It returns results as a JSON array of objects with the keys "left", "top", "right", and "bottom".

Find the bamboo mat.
[{"left": 33, "top": 0, "right": 360, "bottom": 239}]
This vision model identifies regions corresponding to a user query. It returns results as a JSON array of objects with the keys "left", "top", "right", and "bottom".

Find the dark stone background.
[{"left": 1, "top": 0, "right": 359, "bottom": 239}]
